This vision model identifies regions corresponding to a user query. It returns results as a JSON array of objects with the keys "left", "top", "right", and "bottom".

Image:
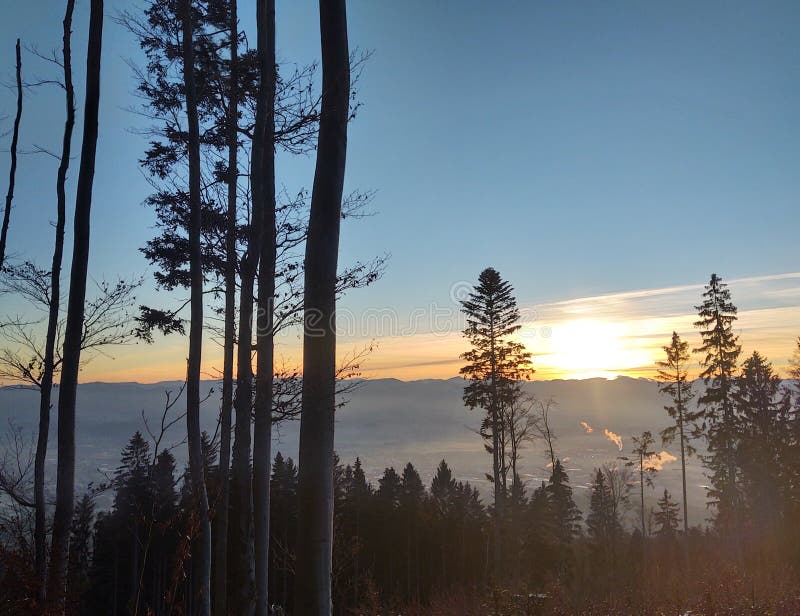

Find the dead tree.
[
  {"left": 46, "top": 0, "right": 103, "bottom": 609},
  {"left": 294, "top": 0, "right": 351, "bottom": 612}
]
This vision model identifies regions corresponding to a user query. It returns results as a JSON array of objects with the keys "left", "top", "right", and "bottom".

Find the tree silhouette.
[
  {"left": 47, "top": 0, "right": 104, "bottom": 606},
  {"left": 294, "top": 0, "right": 352, "bottom": 611},
  {"left": 694, "top": 273, "right": 742, "bottom": 534},
  {"left": 0, "top": 38, "right": 23, "bottom": 270},
  {"left": 460, "top": 267, "right": 533, "bottom": 573},
  {"left": 657, "top": 331, "right": 696, "bottom": 532}
]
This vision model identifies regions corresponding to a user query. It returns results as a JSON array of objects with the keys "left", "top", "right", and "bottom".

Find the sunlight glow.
[{"left": 527, "top": 319, "right": 656, "bottom": 380}]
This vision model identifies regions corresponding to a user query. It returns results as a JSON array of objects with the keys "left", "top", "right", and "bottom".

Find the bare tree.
[
  {"left": 1, "top": 267, "right": 137, "bottom": 599},
  {"left": 181, "top": 1, "right": 211, "bottom": 614},
  {"left": 503, "top": 389, "right": 541, "bottom": 492},
  {"left": 0, "top": 421, "right": 35, "bottom": 510},
  {"left": 47, "top": 0, "right": 103, "bottom": 608},
  {"left": 535, "top": 397, "right": 558, "bottom": 470},
  {"left": 294, "top": 0, "right": 351, "bottom": 611},
  {"left": 0, "top": 38, "right": 23, "bottom": 269},
  {"left": 29, "top": 1, "right": 77, "bottom": 597}
]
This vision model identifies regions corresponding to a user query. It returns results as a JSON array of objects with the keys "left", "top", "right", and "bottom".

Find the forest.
[{"left": 1, "top": 0, "right": 799, "bottom": 615}]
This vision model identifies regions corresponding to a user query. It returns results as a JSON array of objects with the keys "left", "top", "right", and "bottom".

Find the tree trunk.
[
  {"left": 213, "top": 1, "right": 238, "bottom": 613},
  {"left": 0, "top": 38, "right": 22, "bottom": 269},
  {"left": 181, "top": 1, "right": 211, "bottom": 614},
  {"left": 678, "top": 387, "right": 689, "bottom": 533},
  {"left": 229, "top": 25, "right": 264, "bottom": 607},
  {"left": 293, "top": 0, "right": 350, "bottom": 612},
  {"left": 46, "top": 1, "right": 103, "bottom": 609},
  {"left": 252, "top": 0, "right": 276, "bottom": 614},
  {"left": 34, "top": 1, "right": 75, "bottom": 599}
]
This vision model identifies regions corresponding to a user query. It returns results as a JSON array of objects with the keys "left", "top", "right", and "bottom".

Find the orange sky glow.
[{"left": 57, "top": 272, "right": 800, "bottom": 385}]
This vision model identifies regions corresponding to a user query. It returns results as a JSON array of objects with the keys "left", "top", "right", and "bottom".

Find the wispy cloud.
[{"left": 49, "top": 272, "right": 800, "bottom": 384}]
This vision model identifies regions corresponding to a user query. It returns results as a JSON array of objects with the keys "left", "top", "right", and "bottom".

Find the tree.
[
  {"left": 214, "top": 0, "right": 238, "bottom": 610},
  {"left": 252, "top": 0, "right": 277, "bottom": 613},
  {"left": 504, "top": 389, "right": 540, "bottom": 497},
  {"left": 694, "top": 273, "right": 742, "bottom": 533},
  {"left": 30, "top": 0, "right": 77, "bottom": 596},
  {"left": 586, "top": 469, "right": 620, "bottom": 567},
  {"left": 66, "top": 493, "right": 94, "bottom": 614},
  {"left": 1, "top": 278, "right": 138, "bottom": 595},
  {"left": 294, "top": 0, "right": 351, "bottom": 611},
  {"left": 656, "top": 331, "right": 696, "bottom": 532},
  {"left": 535, "top": 397, "right": 558, "bottom": 470},
  {"left": 545, "top": 459, "right": 581, "bottom": 548},
  {"left": 734, "top": 351, "right": 790, "bottom": 532},
  {"left": 0, "top": 38, "right": 23, "bottom": 269},
  {"left": 47, "top": 0, "right": 104, "bottom": 607},
  {"left": 459, "top": 267, "right": 533, "bottom": 573},
  {"left": 181, "top": 1, "right": 211, "bottom": 613},
  {"left": 626, "top": 431, "right": 657, "bottom": 537},
  {"left": 653, "top": 489, "right": 680, "bottom": 537}
]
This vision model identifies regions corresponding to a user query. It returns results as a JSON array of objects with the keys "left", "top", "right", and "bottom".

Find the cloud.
[
  {"left": 580, "top": 421, "right": 594, "bottom": 433},
  {"left": 645, "top": 450, "right": 677, "bottom": 471},
  {"left": 603, "top": 429, "right": 623, "bottom": 451}
]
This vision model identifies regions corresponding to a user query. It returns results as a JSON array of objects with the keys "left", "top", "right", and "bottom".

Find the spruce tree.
[
  {"left": 460, "top": 267, "right": 533, "bottom": 571},
  {"left": 587, "top": 469, "right": 618, "bottom": 548},
  {"left": 694, "top": 273, "right": 742, "bottom": 532},
  {"left": 546, "top": 459, "right": 582, "bottom": 546},
  {"left": 734, "top": 351, "right": 790, "bottom": 531},
  {"left": 657, "top": 331, "right": 696, "bottom": 531},
  {"left": 654, "top": 489, "right": 680, "bottom": 537}
]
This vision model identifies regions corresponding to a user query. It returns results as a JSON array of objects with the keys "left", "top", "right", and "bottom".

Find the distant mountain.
[{"left": 0, "top": 376, "right": 711, "bottom": 526}]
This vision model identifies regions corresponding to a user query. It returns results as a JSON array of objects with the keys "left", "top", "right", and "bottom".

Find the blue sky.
[{"left": 0, "top": 1, "right": 798, "bottom": 381}]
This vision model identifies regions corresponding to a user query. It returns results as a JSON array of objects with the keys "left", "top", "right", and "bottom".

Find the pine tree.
[
  {"left": 694, "top": 273, "right": 742, "bottom": 532},
  {"left": 459, "top": 267, "right": 533, "bottom": 572},
  {"left": 657, "top": 331, "right": 696, "bottom": 531},
  {"left": 654, "top": 489, "right": 680, "bottom": 537}
]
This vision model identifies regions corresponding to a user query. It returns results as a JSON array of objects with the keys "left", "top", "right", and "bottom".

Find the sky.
[{"left": 0, "top": 1, "right": 798, "bottom": 383}]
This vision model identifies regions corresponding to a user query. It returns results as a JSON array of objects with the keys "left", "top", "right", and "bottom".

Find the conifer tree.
[
  {"left": 694, "top": 273, "right": 742, "bottom": 533},
  {"left": 734, "top": 351, "right": 790, "bottom": 531},
  {"left": 587, "top": 469, "right": 618, "bottom": 552},
  {"left": 657, "top": 332, "right": 696, "bottom": 531},
  {"left": 653, "top": 489, "right": 680, "bottom": 537},
  {"left": 460, "top": 267, "right": 533, "bottom": 572},
  {"left": 546, "top": 459, "right": 581, "bottom": 547},
  {"left": 626, "top": 431, "right": 657, "bottom": 536}
]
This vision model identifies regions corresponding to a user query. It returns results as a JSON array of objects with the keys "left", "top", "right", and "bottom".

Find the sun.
[{"left": 524, "top": 318, "right": 654, "bottom": 379}]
